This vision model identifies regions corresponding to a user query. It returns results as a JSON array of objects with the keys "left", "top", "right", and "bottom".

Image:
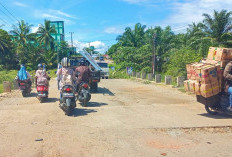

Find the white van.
[{"left": 97, "top": 62, "right": 109, "bottom": 79}]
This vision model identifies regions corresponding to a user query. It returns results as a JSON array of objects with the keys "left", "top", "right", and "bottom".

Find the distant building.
[{"left": 50, "top": 21, "right": 65, "bottom": 43}]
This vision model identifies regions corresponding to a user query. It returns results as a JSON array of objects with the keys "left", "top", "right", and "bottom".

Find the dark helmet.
[
  {"left": 80, "top": 58, "right": 86, "bottom": 66},
  {"left": 38, "top": 63, "right": 43, "bottom": 69}
]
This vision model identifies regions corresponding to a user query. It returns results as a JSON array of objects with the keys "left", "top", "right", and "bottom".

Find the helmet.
[
  {"left": 38, "top": 63, "right": 43, "bottom": 69},
  {"left": 20, "top": 64, "right": 25, "bottom": 68},
  {"left": 80, "top": 58, "right": 86, "bottom": 66},
  {"left": 61, "top": 57, "right": 70, "bottom": 67}
]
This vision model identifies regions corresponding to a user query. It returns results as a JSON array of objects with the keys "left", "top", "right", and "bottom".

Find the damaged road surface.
[{"left": 0, "top": 79, "right": 232, "bottom": 156}]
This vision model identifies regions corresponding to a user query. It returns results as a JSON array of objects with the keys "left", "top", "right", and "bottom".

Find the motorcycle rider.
[
  {"left": 224, "top": 61, "right": 232, "bottom": 111},
  {"left": 35, "top": 64, "right": 50, "bottom": 88},
  {"left": 56, "top": 57, "right": 77, "bottom": 100},
  {"left": 75, "top": 58, "right": 91, "bottom": 92},
  {"left": 16, "top": 64, "right": 32, "bottom": 87}
]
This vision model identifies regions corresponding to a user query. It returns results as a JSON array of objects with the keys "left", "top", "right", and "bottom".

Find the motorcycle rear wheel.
[
  {"left": 65, "top": 99, "right": 72, "bottom": 116},
  {"left": 22, "top": 91, "right": 26, "bottom": 97},
  {"left": 205, "top": 105, "right": 218, "bottom": 115}
]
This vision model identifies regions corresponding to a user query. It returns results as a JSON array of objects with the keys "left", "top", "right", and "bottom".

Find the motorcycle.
[
  {"left": 197, "top": 92, "right": 232, "bottom": 115},
  {"left": 59, "top": 85, "right": 76, "bottom": 116},
  {"left": 18, "top": 80, "right": 31, "bottom": 97},
  {"left": 37, "top": 85, "right": 49, "bottom": 103},
  {"left": 78, "top": 82, "right": 91, "bottom": 107}
]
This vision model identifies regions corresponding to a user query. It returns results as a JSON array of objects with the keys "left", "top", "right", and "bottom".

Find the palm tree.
[
  {"left": 10, "top": 20, "right": 32, "bottom": 46},
  {"left": 0, "top": 34, "right": 9, "bottom": 52},
  {"left": 37, "top": 20, "right": 56, "bottom": 49},
  {"left": 117, "top": 23, "right": 146, "bottom": 47},
  {"left": 202, "top": 10, "right": 232, "bottom": 46}
]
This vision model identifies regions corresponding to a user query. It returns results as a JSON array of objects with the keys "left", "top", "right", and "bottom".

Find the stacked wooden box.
[{"left": 185, "top": 47, "right": 232, "bottom": 98}]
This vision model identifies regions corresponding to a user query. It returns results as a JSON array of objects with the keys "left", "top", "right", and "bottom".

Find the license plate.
[
  {"left": 38, "top": 93, "right": 46, "bottom": 97},
  {"left": 63, "top": 93, "right": 74, "bottom": 97},
  {"left": 20, "top": 86, "right": 25, "bottom": 90}
]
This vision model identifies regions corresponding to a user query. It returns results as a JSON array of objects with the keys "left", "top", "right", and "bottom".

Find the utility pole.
[
  {"left": 152, "top": 33, "right": 156, "bottom": 75},
  {"left": 69, "top": 32, "right": 74, "bottom": 55}
]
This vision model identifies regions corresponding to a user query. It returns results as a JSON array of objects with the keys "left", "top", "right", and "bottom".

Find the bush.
[{"left": 165, "top": 47, "right": 202, "bottom": 77}]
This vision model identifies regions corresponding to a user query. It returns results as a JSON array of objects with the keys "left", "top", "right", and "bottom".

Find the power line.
[
  {"left": 0, "top": 1, "right": 19, "bottom": 22},
  {"left": 0, "top": 7, "right": 15, "bottom": 23},
  {"left": 0, "top": 17, "right": 10, "bottom": 26}
]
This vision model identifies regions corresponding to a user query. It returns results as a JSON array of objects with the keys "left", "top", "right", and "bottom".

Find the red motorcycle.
[{"left": 37, "top": 85, "right": 49, "bottom": 103}]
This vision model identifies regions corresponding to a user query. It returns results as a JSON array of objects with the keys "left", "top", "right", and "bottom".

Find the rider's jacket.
[{"left": 224, "top": 61, "right": 232, "bottom": 92}]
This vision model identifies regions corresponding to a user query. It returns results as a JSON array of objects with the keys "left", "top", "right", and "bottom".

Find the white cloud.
[
  {"left": 164, "top": 0, "right": 232, "bottom": 32},
  {"left": 73, "top": 40, "right": 108, "bottom": 54},
  {"left": 34, "top": 9, "right": 78, "bottom": 24},
  {"left": 50, "top": 10, "right": 78, "bottom": 19},
  {"left": 31, "top": 26, "right": 39, "bottom": 33},
  {"left": 13, "top": 2, "right": 28, "bottom": 7},
  {"left": 104, "top": 27, "right": 124, "bottom": 34}
]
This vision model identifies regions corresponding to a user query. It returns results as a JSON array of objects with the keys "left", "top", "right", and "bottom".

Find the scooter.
[
  {"left": 37, "top": 85, "right": 49, "bottom": 103},
  {"left": 59, "top": 85, "right": 76, "bottom": 116},
  {"left": 18, "top": 80, "right": 31, "bottom": 97},
  {"left": 78, "top": 82, "right": 91, "bottom": 107},
  {"left": 197, "top": 92, "right": 232, "bottom": 115}
]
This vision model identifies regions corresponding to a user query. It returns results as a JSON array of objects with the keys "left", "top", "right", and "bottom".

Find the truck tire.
[{"left": 91, "top": 82, "right": 98, "bottom": 93}]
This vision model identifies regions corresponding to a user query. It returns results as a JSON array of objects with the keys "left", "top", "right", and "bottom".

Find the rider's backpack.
[
  {"left": 37, "top": 70, "right": 48, "bottom": 85},
  {"left": 61, "top": 68, "right": 73, "bottom": 85}
]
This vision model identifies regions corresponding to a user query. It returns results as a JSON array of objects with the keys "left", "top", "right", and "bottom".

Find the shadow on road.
[
  {"left": 87, "top": 102, "right": 108, "bottom": 107},
  {"left": 71, "top": 108, "right": 97, "bottom": 117},
  {"left": 28, "top": 92, "right": 37, "bottom": 97},
  {"left": 46, "top": 98, "right": 58, "bottom": 103},
  {"left": 94, "top": 87, "right": 115, "bottom": 96},
  {"left": 198, "top": 113, "right": 232, "bottom": 119}
]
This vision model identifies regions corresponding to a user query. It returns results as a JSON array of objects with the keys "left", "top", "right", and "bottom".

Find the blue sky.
[{"left": 0, "top": 0, "right": 231, "bottom": 53}]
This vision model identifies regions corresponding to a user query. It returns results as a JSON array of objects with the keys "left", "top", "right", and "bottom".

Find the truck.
[
  {"left": 96, "top": 61, "right": 109, "bottom": 79},
  {"left": 69, "top": 50, "right": 102, "bottom": 92}
]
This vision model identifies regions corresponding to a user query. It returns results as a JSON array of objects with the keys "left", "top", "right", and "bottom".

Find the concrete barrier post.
[
  {"left": 147, "top": 73, "right": 154, "bottom": 81},
  {"left": 136, "top": 72, "right": 141, "bottom": 78},
  {"left": 13, "top": 80, "right": 19, "bottom": 89},
  {"left": 142, "top": 73, "right": 146, "bottom": 79},
  {"left": 3, "top": 81, "right": 11, "bottom": 93},
  {"left": 155, "top": 74, "right": 161, "bottom": 83},
  {"left": 177, "top": 76, "right": 185, "bottom": 87},
  {"left": 132, "top": 71, "right": 136, "bottom": 77},
  {"left": 165, "top": 76, "right": 172, "bottom": 85}
]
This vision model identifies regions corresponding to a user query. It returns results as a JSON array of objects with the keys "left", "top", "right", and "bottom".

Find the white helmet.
[{"left": 61, "top": 57, "right": 70, "bottom": 67}]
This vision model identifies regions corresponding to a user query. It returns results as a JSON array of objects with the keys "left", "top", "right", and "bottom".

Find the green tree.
[
  {"left": 202, "top": 10, "right": 232, "bottom": 46},
  {"left": 0, "top": 29, "right": 17, "bottom": 69},
  {"left": 10, "top": 20, "right": 32, "bottom": 47},
  {"left": 117, "top": 23, "right": 146, "bottom": 47},
  {"left": 37, "top": 20, "right": 56, "bottom": 50}
]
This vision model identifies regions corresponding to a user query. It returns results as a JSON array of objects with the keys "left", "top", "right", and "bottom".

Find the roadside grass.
[
  {"left": 178, "top": 87, "right": 186, "bottom": 93},
  {"left": 109, "top": 69, "right": 130, "bottom": 79},
  {"left": 143, "top": 80, "right": 151, "bottom": 84},
  {"left": 48, "top": 69, "right": 57, "bottom": 78},
  {"left": 0, "top": 84, "right": 3, "bottom": 93}
]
